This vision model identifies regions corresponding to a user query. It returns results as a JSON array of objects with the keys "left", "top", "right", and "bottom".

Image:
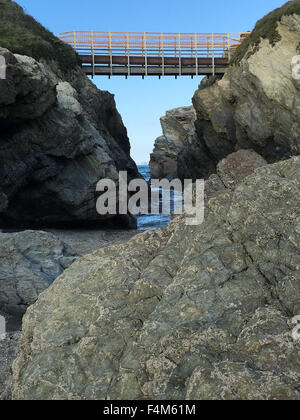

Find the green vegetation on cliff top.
[
  {"left": 0, "top": 0, "right": 77, "bottom": 71},
  {"left": 232, "top": 0, "right": 300, "bottom": 65}
]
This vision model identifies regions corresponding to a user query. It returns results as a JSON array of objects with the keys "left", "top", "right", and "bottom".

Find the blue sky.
[{"left": 16, "top": 0, "right": 285, "bottom": 163}]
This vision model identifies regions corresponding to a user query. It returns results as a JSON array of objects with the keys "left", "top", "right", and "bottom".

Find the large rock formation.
[
  {"left": 0, "top": 1, "right": 140, "bottom": 228},
  {"left": 191, "top": 2, "right": 300, "bottom": 177},
  {"left": 151, "top": 3, "right": 300, "bottom": 181},
  {"left": 0, "top": 228, "right": 78, "bottom": 401},
  {"left": 149, "top": 106, "right": 202, "bottom": 180},
  {"left": 0, "top": 230, "right": 78, "bottom": 317},
  {"left": 12, "top": 156, "right": 300, "bottom": 400}
]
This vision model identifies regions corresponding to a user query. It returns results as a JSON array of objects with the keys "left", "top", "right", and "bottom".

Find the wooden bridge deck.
[{"left": 59, "top": 31, "right": 249, "bottom": 78}]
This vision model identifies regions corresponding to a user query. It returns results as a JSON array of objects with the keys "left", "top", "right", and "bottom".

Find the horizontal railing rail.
[
  {"left": 58, "top": 31, "right": 250, "bottom": 77},
  {"left": 59, "top": 31, "right": 249, "bottom": 58}
]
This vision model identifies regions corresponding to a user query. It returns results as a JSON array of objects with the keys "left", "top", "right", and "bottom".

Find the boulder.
[
  {"left": 12, "top": 156, "right": 300, "bottom": 400},
  {"left": 0, "top": 230, "right": 78, "bottom": 316},
  {"left": 204, "top": 149, "right": 267, "bottom": 199},
  {"left": 216, "top": 149, "right": 267, "bottom": 189}
]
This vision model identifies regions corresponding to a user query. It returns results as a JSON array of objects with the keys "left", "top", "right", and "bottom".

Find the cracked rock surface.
[
  {"left": 0, "top": 230, "right": 78, "bottom": 316},
  {"left": 0, "top": 332, "right": 20, "bottom": 400},
  {"left": 191, "top": 11, "right": 300, "bottom": 177},
  {"left": 0, "top": 46, "right": 139, "bottom": 228},
  {"left": 149, "top": 106, "right": 198, "bottom": 180},
  {"left": 12, "top": 156, "right": 300, "bottom": 400}
]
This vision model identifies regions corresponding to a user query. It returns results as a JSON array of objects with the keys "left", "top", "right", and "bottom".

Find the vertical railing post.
[
  {"left": 228, "top": 33, "right": 231, "bottom": 63},
  {"left": 91, "top": 31, "right": 95, "bottom": 78},
  {"left": 126, "top": 32, "right": 130, "bottom": 77},
  {"left": 212, "top": 33, "right": 215, "bottom": 76},
  {"left": 73, "top": 31, "right": 76, "bottom": 49},
  {"left": 144, "top": 32, "right": 147, "bottom": 77},
  {"left": 195, "top": 33, "right": 198, "bottom": 76},
  {"left": 178, "top": 32, "right": 181, "bottom": 77},
  {"left": 161, "top": 33, "right": 164, "bottom": 76},
  {"left": 109, "top": 32, "right": 113, "bottom": 77},
  {"left": 159, "top": 33, "right": 161, "bottom": 57}
]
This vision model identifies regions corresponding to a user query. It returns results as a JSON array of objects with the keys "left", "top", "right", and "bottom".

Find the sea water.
[{"left": 137, "top": 165, "right": 183, "bottom": 231}]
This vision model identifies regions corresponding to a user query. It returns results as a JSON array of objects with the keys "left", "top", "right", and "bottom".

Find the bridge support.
[{"left": 82, "top": 65, "right": 227, "bottom": 77}]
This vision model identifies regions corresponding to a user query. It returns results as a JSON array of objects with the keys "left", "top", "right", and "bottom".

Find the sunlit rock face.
[
  {"left": 150, "top": 9, "right": 300, "bottom": 182},
  {"left": 12, "top": 156, "right": 300, "bottom": 400},
  {"left": 192, "top": 11, "right": 300, "bottom": 176}
]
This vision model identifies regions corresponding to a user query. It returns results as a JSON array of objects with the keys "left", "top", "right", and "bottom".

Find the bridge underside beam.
[
  {"left": 82, "top": 65, "right": 227, "bottom": 77},
  {"left": 79, "top": 55, "right": 228, "bottom": 66}
]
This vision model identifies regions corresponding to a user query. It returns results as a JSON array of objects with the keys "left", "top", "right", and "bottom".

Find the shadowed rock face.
[
  {"left": 192, "top": 12, "right": 300, "bottom": 177},
  {"left": 0, "top": 47, "right": 139, "bottom": 228},
  {"left": 12, "top": 156, "right": 300, "bottom": 400},
  {"left": 149, "top": 106, "right": 199, "bottom": 180},
  {"left": 0, "top": 193, "right": 8, "bottom": 213}
]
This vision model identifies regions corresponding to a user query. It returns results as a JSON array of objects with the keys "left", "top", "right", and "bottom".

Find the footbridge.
[{"left": 59, "top": 31, "right": 249, "bottom": 78}]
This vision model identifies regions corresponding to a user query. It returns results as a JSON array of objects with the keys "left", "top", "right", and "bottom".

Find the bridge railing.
[{"left": 59, "top": 31, "right": 248, "bottom": 60}]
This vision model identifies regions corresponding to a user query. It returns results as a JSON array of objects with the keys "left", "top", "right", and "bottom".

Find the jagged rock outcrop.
[
  {"left": 149, "top": 106, "right": 202, "bottom": 179},
  {"left": 12, "top": 156, "right": 300, "bottom": 400},
  {"left": 0, "top": 1, "right": 140, "bottom": 228},
  {"left": 191, "top": 3, "right": 300, "bottom": 177},
  {"left": 0, "top": 230, "right": 78, "bottom": 316}
]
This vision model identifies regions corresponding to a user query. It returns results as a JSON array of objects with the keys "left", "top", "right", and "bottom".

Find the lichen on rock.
[
  {"left": 0, "top": 230, "right": 79, "bottom": 316},
  {"left": 12, "top": 156, "right": 300, "bottom": 400}
]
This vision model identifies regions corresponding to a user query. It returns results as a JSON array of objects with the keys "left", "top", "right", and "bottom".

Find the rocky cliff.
[
  {"left": 150, "top": 3, "right": 300, "bottom": 181},
  {"left": 0, "top": 0, "right": 140, "bottom": 228},
  {"left": 5, "top": 0, "right": 300, "bottom": 401},
  {"left": 191, "top": 1, "right": 300, "bottom": 177},
  {"left": 12, "top": 155, "right": 300, "bottom": 400}
]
